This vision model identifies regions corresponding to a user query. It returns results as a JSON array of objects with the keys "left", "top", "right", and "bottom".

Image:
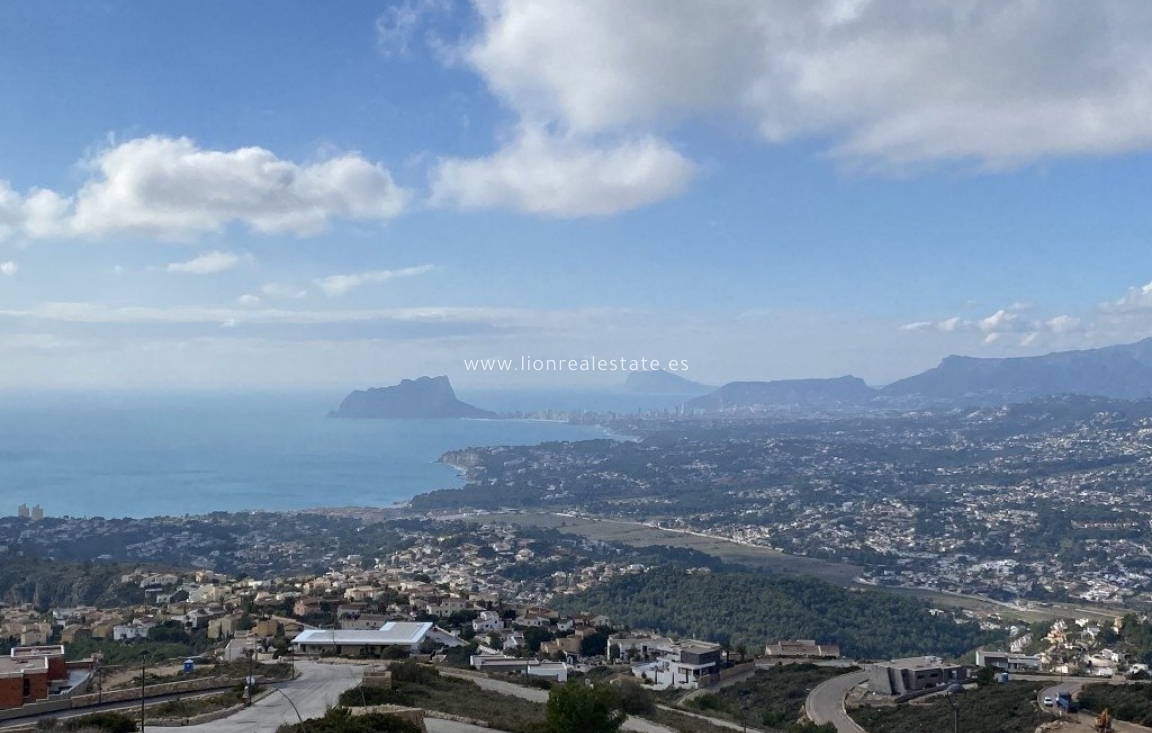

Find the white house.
[
  {"left": 113, "top": 622, "right": 156, "bottom": 641},
  {"left": 292, "top": 621, "right": 465, "bottom": 657},
  {"left": 472, "top": 611, "right": 504, "bottom": 633}
]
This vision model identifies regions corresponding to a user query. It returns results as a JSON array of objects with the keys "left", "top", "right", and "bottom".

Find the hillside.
[
  {"left": 883, "top": 338, "right": 1152, "bottom": 405},
  {"left": 0, "top": 556, "right": 145, "bottom": 610},
  {"left": 552, "top": 566, "right": 1000, "bottom": 658},
  {"left": 687, "top": 376, "right": 876, "bottom": 412}
]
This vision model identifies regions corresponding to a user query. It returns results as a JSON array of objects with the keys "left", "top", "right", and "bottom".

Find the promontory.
[{"left": 329, "top": 376, "right": 497, "bottom": 419}]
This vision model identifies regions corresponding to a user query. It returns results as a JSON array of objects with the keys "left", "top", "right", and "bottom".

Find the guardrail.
[{"left": 0, "top": 675, "right": 275, "bottom": 723}]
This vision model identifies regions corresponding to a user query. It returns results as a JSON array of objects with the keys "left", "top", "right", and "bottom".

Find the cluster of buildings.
[{"left": 442, "top": 407, "right": 1152, "bottom": 608}]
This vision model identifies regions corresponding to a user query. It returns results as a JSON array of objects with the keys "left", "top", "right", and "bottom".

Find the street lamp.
[
  {"left": 245, "top": 647, "right": 256, "bottom": 707},
  {"left": 946, "top": 682, "right": 965, "bottom": 733},
  {"left": 139, "top": 650, "right": 151, "bottom": 733}
]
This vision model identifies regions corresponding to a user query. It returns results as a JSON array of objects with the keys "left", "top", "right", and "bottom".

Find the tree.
[
  {"left": 546, "top": 681, "right": 625, "bottom": 733},
  {"left": 580, "top": 631, "right": 609, "bottom": 658},
  {"left": 615, "top": 680, "right": 655, "bottom": 715}
]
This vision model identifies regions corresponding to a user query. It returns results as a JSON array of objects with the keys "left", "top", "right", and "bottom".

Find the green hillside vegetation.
[
  {"left": 850, "top": 682, "right": 1045, "bottom": 733},
  {"left": 276, "top": 709, "right": 423, "bottom": 733},
  {"left": 693, "top": 663, "right": 855, "bottom": 732},
  {"left": 1078, "top": 682, "right": 1152, "bottom": 725},
  {"left": 0, "top": 556, "right": 144, "bottom": 610},
  {"left": 553, "top": 567, "right": 1002, "bottom": 658}
]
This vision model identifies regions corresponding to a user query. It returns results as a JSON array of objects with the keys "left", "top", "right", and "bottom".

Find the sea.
[{"left": 0, "top": 388, "right": 685, "bottom": 520}]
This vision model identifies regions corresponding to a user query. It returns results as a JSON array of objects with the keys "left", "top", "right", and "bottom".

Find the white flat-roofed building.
[{"left": 292, "top": 621, "right": 465, "bottom": 657}]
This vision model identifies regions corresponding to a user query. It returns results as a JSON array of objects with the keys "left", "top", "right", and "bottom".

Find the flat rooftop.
[
  {"left": 293, "top": 621, "right": 434, "bottom": 646},
  {"left": 0, "top": 656, "right": 48, "bottom": 678}
]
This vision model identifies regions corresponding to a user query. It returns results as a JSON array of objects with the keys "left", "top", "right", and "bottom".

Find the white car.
[{"left": 1043, "top": 696, "right": 1054, "bottom": 706}]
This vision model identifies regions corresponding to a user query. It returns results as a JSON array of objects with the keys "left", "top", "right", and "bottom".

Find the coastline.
[{"left": 0, "top": 400, "right": 617, "bottom": 520}]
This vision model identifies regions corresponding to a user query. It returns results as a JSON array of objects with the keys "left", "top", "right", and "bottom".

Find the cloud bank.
[{"left": 0, "top": 136, "right": 410, "bottom": 242}]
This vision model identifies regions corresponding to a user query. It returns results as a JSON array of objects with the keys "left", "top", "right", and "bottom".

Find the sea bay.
[{"left": 0, "top": 390, "right": 617, "bottom": 519}]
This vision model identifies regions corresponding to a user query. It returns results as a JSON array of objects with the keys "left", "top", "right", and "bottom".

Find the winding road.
[
  {"left": 805, "top": 670, "right": 869, "bottom": 733},
  {"left": 151, "top": 660, "right": 365, "bottom": 733}
]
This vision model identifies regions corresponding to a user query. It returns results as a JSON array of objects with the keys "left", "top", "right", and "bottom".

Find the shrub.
[
  {"left": 389, "top": 659, "right": 439, "bottom": 685},
  {"left": 546, "top": 681, "right": 625, "bottom": 733},
  {"left": 60, "top": 712, "right": 137, "bottom": 733},
  {"left": 275, "top": 708, "right": 423, "bottom": 733},
  {"left": 615, "top": 680, "right": 655, "bottom": 715},
  {"left": 338, "top": 685, "right": 415, "bottom": 707}
]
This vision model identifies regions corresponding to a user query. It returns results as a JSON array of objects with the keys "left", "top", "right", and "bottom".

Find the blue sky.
[{"left": 2, "top": 0, "right": 1152, "bottom": 389}]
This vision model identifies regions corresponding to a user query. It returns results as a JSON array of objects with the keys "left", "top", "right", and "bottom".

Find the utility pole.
[
  {"left": 946, "top": 682, "right": 965, "bottom": 733},
  {"left": 245, "top": 647, "right": 255, "bottom": 706},
  {"left": 139, "top": 650, "right": 150, "bottom": 733}
]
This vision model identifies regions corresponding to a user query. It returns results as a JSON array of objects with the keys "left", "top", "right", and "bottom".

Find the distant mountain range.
[
  {"left": 330, "top": 376, "right": 497, "bottom": 419},
  {"left": 624, "top": 369, "right": 713, "bottom": 395},
  {"left": 686, "top": 376, "right": 875, "bottom": 412},
  {"left": 683, "top": 337, "right": 1152, "bottom": 412},
  {"left": 881, "top": 338, "right": 1152, "bottom": 404}
]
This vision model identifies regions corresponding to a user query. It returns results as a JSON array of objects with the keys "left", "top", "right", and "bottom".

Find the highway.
[{"left": 805, "top": 670, "right": 869, "bottom": 733}]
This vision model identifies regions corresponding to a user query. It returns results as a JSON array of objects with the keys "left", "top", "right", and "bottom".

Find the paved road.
[
  {"left": 655, "top": 704, "right": 774, "bottom": 733},
  {"left": 1038, "top": 679, "right": 1082, "bottom": 712},
  {"left": 805, "top": 671, "right": 869, "bottom": 733},
  {"left": 442, "top": 671, "right": 549, "bottom": 703},
  {"left": 1037, "top": 678, "right": 1152, "bottom": 733},
  {"left": 151, "top": 661, "right": 365, "bottom": 732}
]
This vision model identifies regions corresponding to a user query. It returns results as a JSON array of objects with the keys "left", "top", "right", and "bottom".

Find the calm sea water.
[{"left": 0, "top": 390, "right": 628, "bottom": 519}]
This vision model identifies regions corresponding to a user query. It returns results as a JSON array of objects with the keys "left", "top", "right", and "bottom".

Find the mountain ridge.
[
  {"left": 686, "top": 337, "right": 1152, "bottom": 411},
  {"left": 686, "top": 375, "right": 876, "bottom": 412},
  {"left": 881, "top": 337, "right": 1152, "bottom": 405}
]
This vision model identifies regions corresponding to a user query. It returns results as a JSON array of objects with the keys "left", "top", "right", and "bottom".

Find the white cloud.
[
  {"left": 237, "top": 294, "right": 261, "bottom": 307},
  {"left": 376, "top": 0, "right": 447, "bottom": 57},
  {"left": 899, "top": 321, "right": 934, "bottom": 331},
  {"left": 937, "top": 317, "right": 965, "bottom": 332},
  {"left": 430, "top": 127, "right": 693, "bottom": 217},
  {"left": 316, "top": 264, "right": 436, "bottom": 296},
  {"left": 167, "top": 251, "right": 243, "bottom": 275},
  {"left": 1104, "top": 280, "right": 1152, "bottom": 313},
  {"left": 458, "top": 1, "right": 1152, "bottom": 169},
  {"left": 1046, "top": 315, "right": 1082, "bottom": 334},
  {"left": 260, "top": 283, "right": 308, "bottom": 299},
  {"left": 0, "top": 136, "right": 410, "bottom": 242},
  {"left": 0, "top": 261, "right": 16, "bottom": 277},
  {"left": 978, "top": 309, "right": 1022, "bottom": 333},
  {"left": 0, "top": 301, "right": 623, "bottom": 331}
]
